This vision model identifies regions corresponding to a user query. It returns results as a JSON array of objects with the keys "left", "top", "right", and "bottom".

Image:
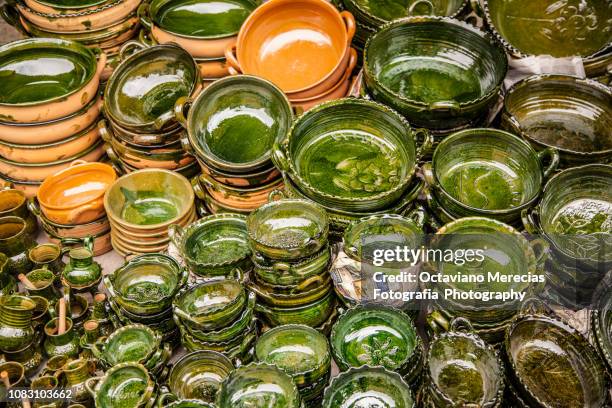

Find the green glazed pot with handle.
[
  {"left": 43, "top": 317, "right": 80, "bottom": 358},
  {"left": 61, "top": 236, "right": 102, "bottom": 292},
  {"left": 0, "top": 215, "right": 34, "bottom": 274},
  {"left": 85, "top": 362, "right": 156, "bottom": 408},
  {"left": 0, "top": 295, "right": 36, "bottom": 353}
]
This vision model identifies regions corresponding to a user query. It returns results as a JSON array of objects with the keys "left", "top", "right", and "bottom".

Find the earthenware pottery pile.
[
  {"left": 104, "top": 253, "right": 188, "bottom": 342},
  {"left": 423, "top": 317, "right": 504, "bottom": 407},
  {"left": 226, "top": 0, "right": 358, "bottom": 110},
  {"left": 138, "top": 0, "right": 257, "bottom": 85},
  {"left": 1, "top": 0, "right": 142, "bottom": 81},
  {"left": 177, "top": 75, "right": 291, "bottom": 214},
  {"left": 0, "top": 39, "right": 106, "bottom": 195},
  {"left": 523, "top": 164, "right": 612, "bottom": 305},
  {"left": 275, "top": 98, "right": 430, "bottom": 235},
  {"left": 246, "top": 198, "right": 338, "bottom": 330},
  {"left": 255, "top": 324, "right": 332, "bottom": 405},
  {"left": 33, "top": 161, "right": 117, "bottom": 256},
  {"left": 103, "top": 168, "right": 196, "bottom": 256},
  {"left": 169, "top": 214, "right": 252, "bottom": 279},
  {"left": 426, "top": 217, "right": 546, "bottom": 344},
  {"left": 101, "top": 42, "right": 200, "bottom": 177},
  {"left": 173, "top": 279, "right": 257, "bottom": 364}
]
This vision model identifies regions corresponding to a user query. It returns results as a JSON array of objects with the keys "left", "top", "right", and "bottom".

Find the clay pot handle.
[
  {"left": 155, "top": 392, "right": 178, "bottom": 408},
  {"left": 407, "top": 0, "right": 434, "bottom": 15},
  {"left": 167, "top": 224, "right": 184, "bottom": 247},
  {"left": 537, "top": 147, "right": 560, "bottom": 179},
  {"left": 271, "top": 143, "right": 289, "bottom": 172},
  {"left": 529, "top": 238, "right": 549, "bottom": 267},
  {"left": 449, "top": 317, "right": 474, "bottom": 333},
  {"left": 84, "top": 377, "right": 102, "bottom": 398},
  {"left": 268, "top": 189, "right": 286, "bottom": 202},
  {"left": 97, "top": 119, "right": 113, "bottom": 143},
  {"left": 174, "top": 96, "right": 192, "bottom": 129},
  {"left": 93, "top": 51, "right": 107, "bottom": 80},
  {"left": 426, "top": 309, "right": 450, "bottom": 334},
  {"left": 69, "top": 159, "right": 89, "bottom": 167},
  {"left": 224, "top": 42, "right": 241, "bottom": 75},
  {"left": 190, "top": 176, "right": 206, "bottom": 201},
  {"left": 521, "top": 208, "right": 540, "bottom": 235},
  {"left": 104, "top": 144, "right": 126, "bottom": 175},
  {"left": 119, "top": 41, "right": 146, "bottom": 62},
  {"left": 137, "top": 4, "right": 152, "bottom": 31},
  {"left": 414, "top": 128, "right": 434, "bottom": 161},
  {"left": 66, "top": 202, "right": 100, "bottom": 225},
  {"left": 340, "top": 11, "right": 356, "bottom": 44},
  {"left": 0, "top": 5, "right": 27, "bottom": 36},
  {"left": 199, "top": 173, "right": 227, "bottom": 195},
  {"left": 138, "top": 28, "right": 157, "bottom": 46},
  {"left": 293, "top": 274, "right": 324, "bottom": 293}
]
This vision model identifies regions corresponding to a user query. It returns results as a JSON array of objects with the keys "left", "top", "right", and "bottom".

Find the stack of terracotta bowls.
[
  {"left": 31, "top": 161, "right": 117, "bottom": 256},
  {"left": 173, "top": 279, "right": 257, "bottom": 364},
  {"left": 225, "top": 0, "right": 358, "bottom": 111},
  {"left": 0, "top": 39, "right": 106, "bottom": 196},
  {"left": 138, "top": 0, "right": 257, "bottom": 86},
  {"left": 103, "top": 168, "right": 196, "bottom": 257},
  {"left": 1, "top": 0, "right": 142, "bottom": 81},
  {"left": 274, "top": 98, "right": 430, "bottom": 236},
  {"left": 101, "top": 43, "right": 200, "bottom": 178},
  {"left": 246, "top": 199, "right": 337, "bottom": 332},
  {"left": 177, "top": 75, "right": 291, "bottom": 214}
]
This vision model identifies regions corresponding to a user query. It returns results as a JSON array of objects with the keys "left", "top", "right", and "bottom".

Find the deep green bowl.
[
  {"left": 592, "top": 284, "right": 612, "bottom": 373},
  {"left": 322, "top": 366, "right": 415, "bottom": 408},
  {"left": 423, "top": 128, "right": 559, "bottom": 224},
  {"left": 274, "top": 98, "right": 431, "bottom": 212},
  {"left": 91, "top": 324, "right": 162, "bottom": 367},
  {"left": 252, "top": 244, "right": 331, "bottom": 287},
  {"left": 177, "top": 75, "right": 292, "bottom": 174},
  {"left": 86, "top": 362, "right": 155, "bottom": 408},
  {"left": 105, "top": 43, "right": 199, "bottom": 132},
  {"left": 502, "top": 75, "right": 612, "bottom": 167},
  {"left": 364, "top": 17, "right": 507, "bottom": 130}
]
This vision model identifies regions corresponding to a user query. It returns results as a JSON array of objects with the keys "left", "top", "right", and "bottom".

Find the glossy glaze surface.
[
  {"left": 94, "top": 325, "right": 159, "bottom": 365},
  {"left": 174, "top": 280, "right": 246, "bottom": 326},
  {"left": 90, "top": 363, "right": 154, "bottom": 408},
  {"left": 349, "top": 0, "right": 466, "bottom": 22},
  {"left": 168, "top": 351, "right": 234, "bottom": 402}
]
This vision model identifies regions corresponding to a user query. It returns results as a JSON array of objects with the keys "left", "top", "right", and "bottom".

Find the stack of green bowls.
[
  {"left": 102, "top": 42, "right": 200, "bottom": 178},
  {"left": 255, "top": 324, "right": 332, "bottom": 405},
  {"left": 173, "top": 279, "right": 257, "bottom": 364},
  {"left": 177, "top": 75, "right": 293, "bottom": 215},
  {"left": 246, "top": 199, "right": 338, "bottom": 331},
  {"left": 104, "top": 254, "right": 188, "bottom": 344}
]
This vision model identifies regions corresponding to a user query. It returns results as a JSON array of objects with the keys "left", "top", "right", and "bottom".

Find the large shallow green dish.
[
  {"left": 427, "top": 318, "right": 504, "bottom": 407},
  {"left": 274, "top": 98, "right": 431, "bottom": 212},
  {"left": 330, "top": 304, "right": 421, "bottom": 373},
  {"left": 169, "top": 213, "right": 251, "bottom": 278},
  {"left": 423, "top": 128, "right": 559, "bottom": 224},
  {"left": 255, "top": 324, "right": 331, "bottom": 386},
  {"left": 504, "top": 312, "right": 608, "bottom": 408},
  {"left": 217, "top": 363, "right": 301, "bottom": 408},
  {"left": 322, "top": 366, "right": 415, "bottom": 408},
  {"left": 344, "top": 0, "right": 469, "bottom": 27},
  {"left": 523, "top": 164, "right": 612, "bottom": 266},
  {"left": 502, "top": 75, "right": 612, "bottom": 167},
  {"left": 177, "top": 75, "right": 292, "bottom": 173},
  {"left": 105, "top": 42, "right": 199, "bottom": 132},
  {"left": 0, "top": 38, "right": 98, "bottom": 108},
  {"left": 105, "top": 253, "right": 188, "bottom": 315},
  {"left": 246, "top": 198, "right": 328, "bottom": 261},
  {"left": 364, "top": 17, "right": 507, "bottom": 130},
  {"left": 484, "top": 0, "right": 612, "bottom": 59},
  {"left": 173, "top": 279, "right": 247, "bottom": 329},
  {"left": 86, "top": 363, "right": 155, "bottom": 408}
]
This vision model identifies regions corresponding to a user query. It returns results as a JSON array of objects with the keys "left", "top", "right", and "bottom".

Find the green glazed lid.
[
  {"left": 255, "top": 324, "right": 331, "bottom": 377},
  {"left": 0, "top": 38, "right": 98, "bottom": 107},
  {"left": 484, "top": 0, "right": 612, "bottom": 58},
  {"left": 174, "top": 280, "right": 247, "bottom": 325},
  {"left": 105, "top": 43, "right": 198, "bottom": 131},
  {"left": 217, "top": 363, "right": 301, "bottom": 408},
  {"left": 150, "top": 0, "right": 256, "bottom": 38},
  {"left": 184, "top": 75, "right": 292, "bottom": 173},
  {"left": 322, "top": 366, "right": 415, "bottom": 408},
  {"left": 96, "top": 324, "right": 161, "bottom": 365},
  {"left": 330, "top": 304, "right": 421, "bottom": 370}
]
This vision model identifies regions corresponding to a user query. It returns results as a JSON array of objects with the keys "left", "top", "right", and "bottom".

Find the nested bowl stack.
[
  {"left": 177, "top": 75, "right": 292, "bottom": 214},
  {"left": 103, "top": 168, "right": 196, "bottom": 257},
  {"left": 173, "top": 279, "right": 257, "bottom": 364},
  {"left": 225, "top": 0, "right": 358, "bottom": 110}
]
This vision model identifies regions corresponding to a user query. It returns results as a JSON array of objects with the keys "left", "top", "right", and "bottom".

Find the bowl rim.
[
  {"left": 280, "top": 98, "right": 418, "bottom": 205},
  {"left": 0, "top": 38, "right": 99, "bottom": 107},
  {"left": 173, "top": 279, "right": 246, "bottom": 321},
  {"left": 363, "top": 16, "right": 508, "bottom": 110},
  {"left": 100, "top": 323, "right": 162, "bottom": 364},
  {"left": 344, "top": 0, "right": 469, "bottom": 27},
  {"left": 168, "top": 349, "right": 234, "bottom": 394},
  {"left": 93, "top": 362, "right": 155, "bottom": 406}
]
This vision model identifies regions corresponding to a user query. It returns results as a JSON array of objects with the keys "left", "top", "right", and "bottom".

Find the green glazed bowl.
[
  {"left": 180, "top": 319, "right": 257, "bottom": 357},
  {"left": 164, "top": 401, "right": 215, "bottom": 408},
  {"left": 248, "top": 274, "right": 332, "bottom": 307},
  {"left": 592, "top": 284, "right": 612, "bottom": 373},
  {"left": 330, "top": 304, "right": 422, "bottom": 374},
  {"left": 105, "top": 42, "right": 199, "bottom": 132},
  {"left": 427, "top": 318, "right": 504, "bottom": 407},
  {"left": 274, "top": 98, "right": 431, "bottom": 212},
  {"left": 483, "top": 0, "right": 612, "bottom": 59},
  {"left": 504, "top": 311, "right": 608, "bottom": 408},
  {"left": 523, "top": 164, "right": 612, "bottom": 266},
  {"left": 85, "top": 362, "right": 155, "bottom": 408},
  {"left": 252, "top": 244, "right": 331, "bottom": 287},
  {"left": 502, "top": 75, "right": 612, "bottom": 167},
  {"left": 0, "top": 38, "right": 99, "bottom": 111},
  {"left": 167, "top": 350, "right": 234, "bottom": 403},
  {"left": 255, "top": 324, "right": 331, "bottom": 386},
  {"left": 364, "top": 17, "right": 507, "bottom": 130},
  {"left": 169, "top": 214, "right": 251, "bottom": 278},
  {"left": 176, "top": 75, "right": 292, "bottom": 174},
  {"left": 246, "top": 198, "right": 329, "bottom": 261},
  {"left": 91, "top": 324, "right": 163, "bottom": 367},
  {"left": 322, "top": 366, "right": 415, "bottom": 408},
  {"left": 105, "top": 253, "right": 188, "bottom": 315},
  {"left": 217, "top": 363, "right": 301, "bottom": 408},
  {"left": 255, "top": 290, "right": 336, "bottom": 328},
  {"left": 423, "top": 128, "right": 559, "bottom": 224},
  {"left": 173, "top": 279, "right": 247, "bottom": 330}
]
